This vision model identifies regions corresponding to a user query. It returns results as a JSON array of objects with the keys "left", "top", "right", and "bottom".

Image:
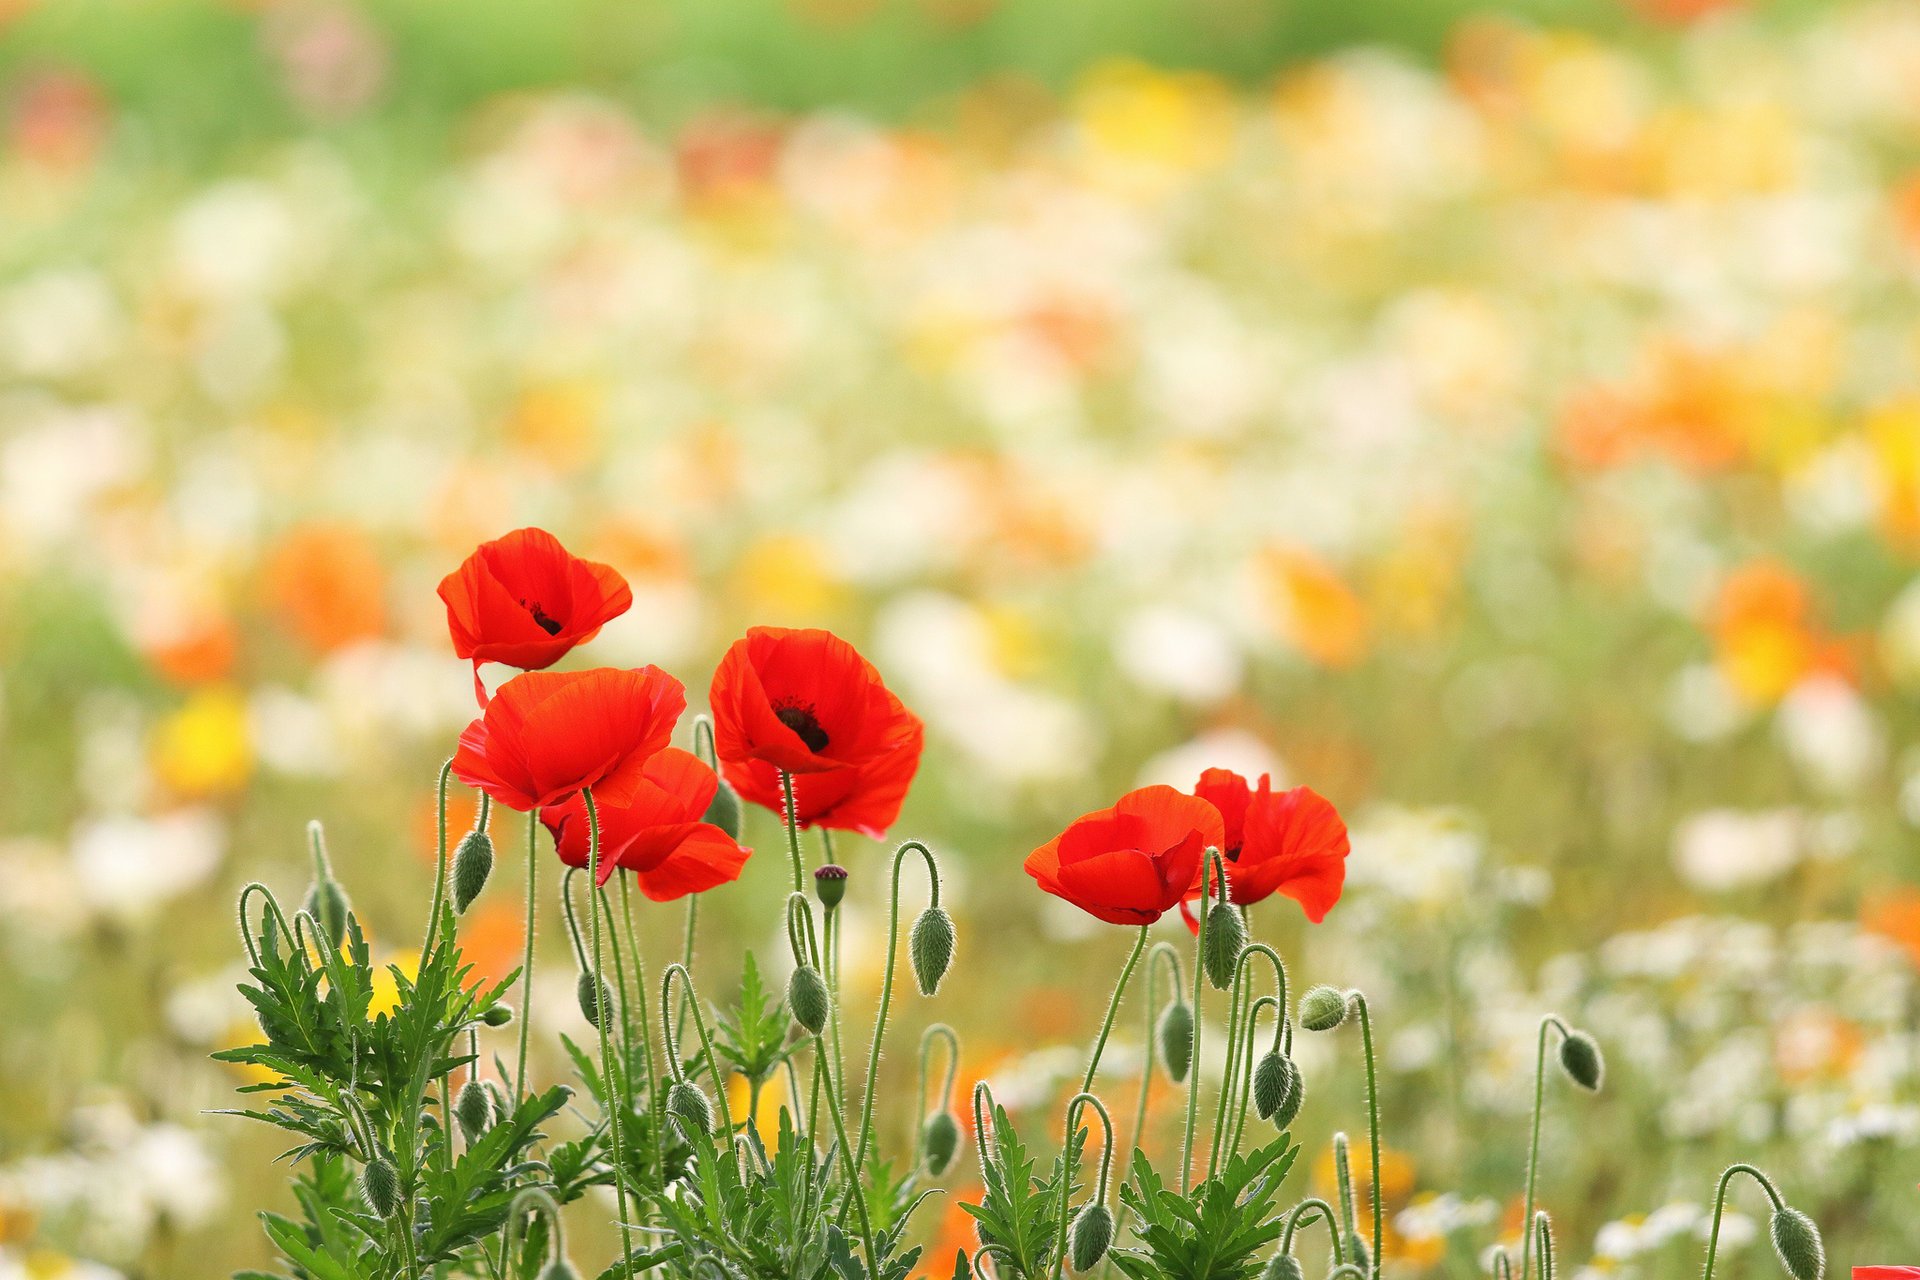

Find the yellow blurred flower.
[
  {"left": 371, "top": 950, "right": 422, "bottom": 1019},
  {"left": 1258, "top": 546, "right": 1369, "bottom": 669},
  {"left": 505, "top": 381, "right": 603, "bottom": 473},
  {"left": 151, "top": 685, "right": 253, "bottom": 798},
  {"left": 726, "top": 1067, "right": 791, "bottom": 1149},
  {"left": 729, "top": 532, "right": 846, "bottom": 622},
  {"left": 1074, "top": 59, "right": 1235, "bottom": 182}
]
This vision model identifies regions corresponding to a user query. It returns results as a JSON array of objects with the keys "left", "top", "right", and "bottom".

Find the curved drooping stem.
[
  {"left": 1492, "top": 1249, "right": 1515, "bottom": 1280},
  {"left": 504, "top": 1187, "right": 568, "bottom": 1274},
  {"left": 580, "top": 790, "right": 636, "bottom": 1264},
  {"left": 1228, "top": 994, "right": 1281, "bottom": 1155},
  {"left": 1700, "top": 1163, "right": 1788, "bottom": 1280},
  {"left": 1051, "top": 1092, "right": 1115, "bottom": 1278},
  {"left": 916, "top": 1023, "right": 960, "bottom": 1160},
  {"left": 851, "top": 840, "right": 943, "bottom": 1177},
  {"left": 1279, "top": 1197, "right": 1345, "bottom": 1266},
  {"left": 514, "top": 809, "right": 538, "bottom": 1100},
  {"left": 1180, "top": 848, "right": 1228, "bottom": 1193},
  {"left": 1521, "top": 1015, "right": 1574, "bottom": 1280},
  {"left": 236, "top": 882, "right": 301, "bottom": 970},
  {"left": 1534, "top": 1213, "right": 1555, "bottom": 1280},
  {"left": 972, "top": 1079, "right": 1001, "bottom": 1177},
  {"left": 1128, "top": 942, "right": 1184, "bottom": 1176},
  {"left": 660, "top": 962, "right": 738, "bottom": 1146},
  {"left": 424, "top": 758, "right": 454, "bottom": 949},
  {"left": 1211, "top": 942, "right": 1290, "bottom": 1174}
]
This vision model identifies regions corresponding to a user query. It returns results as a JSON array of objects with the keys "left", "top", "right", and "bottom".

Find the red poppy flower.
[
  {"left": 452, "top": 666, "right": 685, "bottom": 813},
  {"left": 723, "top": 716, "right": 924, "bottom": 840},
  {"left": 541, "top": 748, "right": 751, "bottom": 897},
  {"left": 1184, "top": 768, "right": 1349, "bottom": 925},
  {"left": 1024, "top": 786, "right": 1226, "bottom": 926},
  {"left": 709, "top": 627, "right": 920, "bottom": 776},
  {"left": 439, "top": 528, "right": 632, "bottom": 702}
]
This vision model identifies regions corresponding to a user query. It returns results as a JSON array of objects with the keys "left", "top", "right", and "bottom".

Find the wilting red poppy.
[
  {"left": 1183, "top": 768, "right": 1348, "bottom": 926},
  {"left": 724, "top": 716, "right": 924, "bottom": 839},
  {"left": 439, "top": 528, "right": 632, "bottom": 702},
  {"left": 542, "top": 748, "right": 750, "bottom": 897},
  {"left": 452, "top": 666, "right": 684, "bottom": 813},
  {"left": 1024, "top": 786, "right": 1226, "bottom": 926},
  {"left": 709, "top": 627, "right": 920, "bottom": 776}
]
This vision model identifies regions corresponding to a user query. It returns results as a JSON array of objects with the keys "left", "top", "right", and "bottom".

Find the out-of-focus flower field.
[{"left": 6, "top": 0, "right": 1920, "bottom": 1274}]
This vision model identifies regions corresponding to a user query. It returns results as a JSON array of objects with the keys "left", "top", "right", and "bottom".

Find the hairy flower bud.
[
  {"left": 1252, "top": 1051, "right": 1287, "bottom": 1120},
  {"left": 481, "top": 1003, "right": 514, "bottom": 1027},
  {"left": 1069, "top": 1203, "right": 1114, "bottom": 1272},
  {"left": 910, "top": 906, "right": 955, "bottom": 996},
  {"left": 362, "top": 1156, "right": 399, "bottom": 1217},
  {"left": 303, "top": 878, "right": 351, "bottom": 951},
  {"left": 452, "top": 829, "right": 495, "bottom": 914},
  {"left": 1770, "top": 1207, "right": 1825, "bottom": 1280},
  {"left": 788, "top": 963, "right": 830, "bottom": 1036},
  {"left": 1557, "top": 1030, "right": 1604, "bottom": 1092},
  {"left": 703, "top": 778, "right": 743, "bottom": 841},
  {"left": 1270, "top": 1057, "right": 1304, "bottom": 1131},
  {"left": 1347, "top": 1233, "right": 1371, "bottom": 1273},
  {"left": 813, "top": 863, "right": 848, "bottom": 911},
  {"left": 1261, "top": 1256, "right": 1306, "bottom": 1280},
  {"left": 1202, "top": 903, "right": 1246, "bottom": 991},
  {"left": 922, "top": 1110, "right": 961, "bottom": 1176},
  {"left": 456, "top": 1079, "right": 494, "bottom": 1141},
  {"left": 540, "top": 1263, "right": 582, "bottom": 1280},
  {"left": 576, "top": 972, "right": 613, "bottom": 1029},
  {"left": 669, "top": 1081, "right": 713, "bottom": 1138},
  {"left": 1300, "top": 986, "right": 1348, "bottom": 1032},
  {"left": 1158, "top": 1001, "right": 1195, "bottom": 1084}
]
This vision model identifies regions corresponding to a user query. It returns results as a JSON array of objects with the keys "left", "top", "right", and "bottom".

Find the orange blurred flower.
[
  {"left": 260, "top": 524, "right": 387, "bottom": 653},
  {"left": 1257, "top": 546, "right": 1369, "bottom": 669},
  {"left": 1709, "top": 559, "right": 1851, "bottom": 704}
]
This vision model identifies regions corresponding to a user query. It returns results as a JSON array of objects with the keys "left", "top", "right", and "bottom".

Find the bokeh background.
[{"left": 5, "top": 0, "right": 1920, "bottom": 1274}]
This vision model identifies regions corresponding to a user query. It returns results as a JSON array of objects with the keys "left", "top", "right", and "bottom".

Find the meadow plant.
[{"left": 218, "top": 528, "right": 1828, "bottom": 1280}]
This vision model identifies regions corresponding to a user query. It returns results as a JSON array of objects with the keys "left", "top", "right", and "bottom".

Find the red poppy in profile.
[
  {"left": 452, "top": 666, "right": 684, "bottom": 813},
  {"left": 1183, "top": 768, "right": 1349, "bottom": 926},
  {"left": 439, "top": 528, "right": 632, "bottom": 702},
  {"left": 709, "top": 627, "right": 920, "bottom": 777},
  {"left": 1024, "top": 786, "right": 1226, "bottom": 926},
  {"left": 723, "top": 717, "right": 924, "bottom": 840},
  {"left": 541, "top": 748, "right": 751, "bottom": 897}
]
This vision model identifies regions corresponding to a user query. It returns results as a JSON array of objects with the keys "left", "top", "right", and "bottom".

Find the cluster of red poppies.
[{"left": 437, "top": 526, "right": 1350, "bottom": 926}]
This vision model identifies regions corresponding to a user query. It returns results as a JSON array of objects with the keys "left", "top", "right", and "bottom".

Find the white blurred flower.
[
  {"left": 1671, "top": 809, "right": 1802, "bottom": 892},
  {"left": 1775, "top": 675, "right": 1882, "bottom": 793},
  {"left": 1347, "top": 806, "right": 1482, "bottom": 905},
  {"left": 172, "top": 180, "right": 302, "bottom": 299},
  {"left": 1665, "top": 663, "right": 1751, "bottom": 743},
  {"left": 1135, "top": 728, "right": 1285, "bottom": 791},
  {"left": 69, "top": 809, "right": 225, "bottom": 923},
  {"left": 1113, "top": 605, "right": 1242, "bottom": 703},
  {"left": 0, "top": 400, "right": 146, "bottom": 547},
  {"left": 0, "top": 267, "right": 121, "bottom": 377}
]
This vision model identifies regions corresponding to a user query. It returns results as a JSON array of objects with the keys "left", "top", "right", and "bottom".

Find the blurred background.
[{"left": 4, "top": 0, "right": 1920, "bottom": 1274}]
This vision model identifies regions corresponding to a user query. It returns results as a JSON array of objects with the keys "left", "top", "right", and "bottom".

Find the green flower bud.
[
  {"left": 576, "top": 972, "right": 613, "bottom": 1029},
  {"left": 703, "top": 778, "right": 743, "bottom": 841},
  {"left": 452, "top": 828, "right": 495, "bottom": 914},
  {"left": 669, "top": 1080, "right": 713, "bottom": 1138},
  {"left": 540, "top": 1262, "right": 582, "bottom": 1280},
  {"left": 910, "top": 906, "right": 956, "bottom": 996},
  {"left": 361, "top": 1156, "right": 399, "bottom": 1217},
  {"left": 456, "top": 1079, "right": 494, "bottom": 1141},
  {"left": 813, "top": 863, "right": 848, "bottom": 911},
  {"left": 1069, "top": 1203, "right": 1113, "bottom": 1272},
  {"left": 1201, "top": 903, "right": 1246, "bottom": 991},
  {"left": 923, "top": 1110, "right": 961, "bottom": 1175},
  {"left": 1770, "top": 1207, "right": 1825, "bottom": 1280},
  {"left": 1347, "top": 1233, "right": 1371, "bottom": 1273},
  {"left": 1299, "top": 986, "right": 1348, "bottom": 1032},
  {"left": 1270, "top": 1057, "right": 1304, "bottom": 1132},
  {"left": 788, "top": 963, "right": 831, "bottom": 1036},
  {"left": 303, "top": 878, "right": 351, "bottom": 951},
  {"left": 1557, "top": 1030, "right": 1604, "bottom": 1092},
  {"left": 1261, "top": 1255, "right": 1306, "bottom": 1280},
  {"left": 1252, "top": 1051, "right": 1287, "bottom": 1120},
  {"left": 481, "top": 1003, "right": 513, "bottom": 1027},
  {"left": 1158, "top": 1001, "right": 1195, "bottom": 1084}
]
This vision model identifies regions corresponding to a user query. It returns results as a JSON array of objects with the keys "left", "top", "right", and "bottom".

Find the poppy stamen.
[
  {"left": 775, "top": 703, "right": 831, "bottom": 753},
  {"left": 520, "top": 599, "right": 565, "bottom": 635}
]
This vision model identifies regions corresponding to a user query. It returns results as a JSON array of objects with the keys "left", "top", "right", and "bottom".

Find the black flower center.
[
  {"left": 520, "top": 600, "right": 564, "bottom": 636},
  {"left": 776, "top": 704, "right": 831, "bottom": 753}
]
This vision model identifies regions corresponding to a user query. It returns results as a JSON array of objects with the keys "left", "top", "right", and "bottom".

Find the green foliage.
[
  {"left": 1109, "top": 1136, "right": 1299, "bottom": 1280},
  {"left": 715, "top": 952, "right": 799, "bottom": 1086},
  {"left": 958, "top": 1104, "right": 1085, "bottom": 1280}
]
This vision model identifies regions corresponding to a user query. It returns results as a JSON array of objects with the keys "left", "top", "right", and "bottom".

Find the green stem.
[
  {"left": 780, "top": 770, "right": 805, "bottom": 893},
  {"left": 1180, "top": 849, "right": 1227, "bottom": 1193},
  {"left": 1084, "top": 925, "right": 1150, "bottom": 1094},
  {"left": 1351, "top": 994, "right": 1382, "bottom": 1280},
  {"left": 619, "top": 876, "right": 665, "bottom": 1186},
  {"left": 1228, "top": 995, "right": 1279, "bottom": 1156},
  {"left": 1280, "top": 1197, "right": 1345, "bottom": 1265},
  {"left": 850, "top": 841, "right": 942, "bottom": 1178},
  {"left": 1051, "top": 1092, "right": 1115, "bottom": 1278},
  {"left": 1701, "top": 1164, "right": 1787, "bottom": 1280},
  {"left": 1127, "top": 942, "right": 1183, "bottom": 1178},
  {"left": 1521, "top": 1015, "right": 1572, "bottom": 1280},
  {"left": 425, "top": 758, "right": 453, "bottom": 949},
  {"left": 514, "top": 810, "right": 537, "bottom": 1100},
  {"left": 1209, "top": 942, "right": 1288, "bottom": 1177},
  {"left": 916, "top": 1023, "right": 960, "bottom": 1160},
  {"left": 582, "top": 790, "right": 636, "bottom": 1266},
  {"left": 816, "top": 1038, "right": 881, "bottom": 1277},
  {"left": 1535, "top": 1214, "right": 1555, "bottom": 1280},
  {"left": 661, "top": 962, "right": 739, "bottom": 1146}
]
